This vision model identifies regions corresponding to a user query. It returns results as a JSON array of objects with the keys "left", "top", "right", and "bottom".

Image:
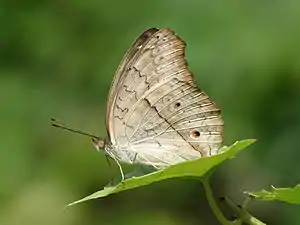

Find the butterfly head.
[{"left": 92, "top": 138, "right": 106, "bottom": 151}]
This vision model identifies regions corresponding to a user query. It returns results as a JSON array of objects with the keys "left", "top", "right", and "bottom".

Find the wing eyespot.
[
  {"left": 175, "top": 102, "right": 181, "bottom": 107},
  {"left": 190, "top": 130, "right": 200, "bottom": 138},
  {"left": 158, "top": 56, "right": 164, "bottom": 61}
]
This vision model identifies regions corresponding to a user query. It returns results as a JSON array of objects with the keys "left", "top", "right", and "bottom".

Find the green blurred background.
[{"left": 1, "top": 1, "right": 300, "bottom": 224}]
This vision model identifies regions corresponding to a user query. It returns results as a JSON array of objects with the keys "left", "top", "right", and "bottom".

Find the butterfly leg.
[
  {"left": 132, "top": 152, "right": 159, "bottom": 172},
  {"left": 114, "top": 156, "right": 125, "bottom": 182},
  {"left": 132, "top": 153, "right": 157, "bottom": 174},
  {"left": 123, "top": 153, "right": 144, "bottom": 179},
  {"left": 106, "top": 151, "right": 125, "bottom": 182},
  {"left": 132, "top": 153, "right": 138, "bottom": 163},
  {"left": 121, "top": 153, "right": 156, "bottom": 178},
  {"left": 104, "top": 155, "right": 121, "bottom": 185},
  {"left": 140, "top": 163, "right": 157, "bottom": 173}
]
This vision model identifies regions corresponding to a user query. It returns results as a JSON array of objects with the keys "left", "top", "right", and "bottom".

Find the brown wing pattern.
[
  {"left": 106, "top": 28, "right": 223, "bottom": 167},
  {"left": 106, "top": 28, "right": 159, "bottom": 134}
]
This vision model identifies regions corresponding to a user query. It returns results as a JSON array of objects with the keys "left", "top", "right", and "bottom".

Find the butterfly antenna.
[{"left": 50, "top": 118, "right": 100, "bottom": 140}]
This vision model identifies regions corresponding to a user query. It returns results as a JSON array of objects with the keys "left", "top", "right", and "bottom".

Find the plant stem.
[
  {"left": 202, "top": 175, "right": 266, "bottom": 225},
  {"left": 222, "top": 197, "right": 266, "bottom": 225},
  {"left": 202, "top": 175, "right": 232, "bottom": 225}
]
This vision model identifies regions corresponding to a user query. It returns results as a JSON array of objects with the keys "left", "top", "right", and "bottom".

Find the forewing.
[{"left": 106, "top": 28, "right": 159, "bottom": 136}]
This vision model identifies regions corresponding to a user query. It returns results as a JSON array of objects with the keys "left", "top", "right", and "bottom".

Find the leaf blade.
[
  {"left": 68, "top": 139, "right": 256, "bottom": 206},
  {"left": 249, "top": 185, "right": 300, "bottom": 204}
]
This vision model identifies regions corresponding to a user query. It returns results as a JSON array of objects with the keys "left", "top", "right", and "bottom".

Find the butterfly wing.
[
  {"left": 106, "top": 28, "right": 223, "bottom": 167},
  {"left": 106, "top": 28, "right": 159, "bottom": 135}
]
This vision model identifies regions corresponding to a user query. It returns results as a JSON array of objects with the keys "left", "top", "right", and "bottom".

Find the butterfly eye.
[{"left": 190, "top": 130, "right": 200, "bottom": 138}]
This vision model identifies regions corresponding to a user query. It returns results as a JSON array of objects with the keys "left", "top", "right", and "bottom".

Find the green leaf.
[
  {"left": 249, "top": 185, "right": 300, "bottom": 204},
  {"left": 68, "top": 139, "right": 255, "bottom": 206}
]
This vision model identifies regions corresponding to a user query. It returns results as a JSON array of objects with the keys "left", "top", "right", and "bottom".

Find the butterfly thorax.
[
  {"left": 104, "top": 141, "right": 136, "bottom": 165},
  {"left": 92, "top": 138, "right": 105, "bottom": 151},
  {"left": 93, "top": 138, "right": 134, "bottom": 164}
]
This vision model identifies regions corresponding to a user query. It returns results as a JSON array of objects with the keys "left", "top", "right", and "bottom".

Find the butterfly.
[{"left": 53, "top": 28, "right": 223, "bottom": 181}]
